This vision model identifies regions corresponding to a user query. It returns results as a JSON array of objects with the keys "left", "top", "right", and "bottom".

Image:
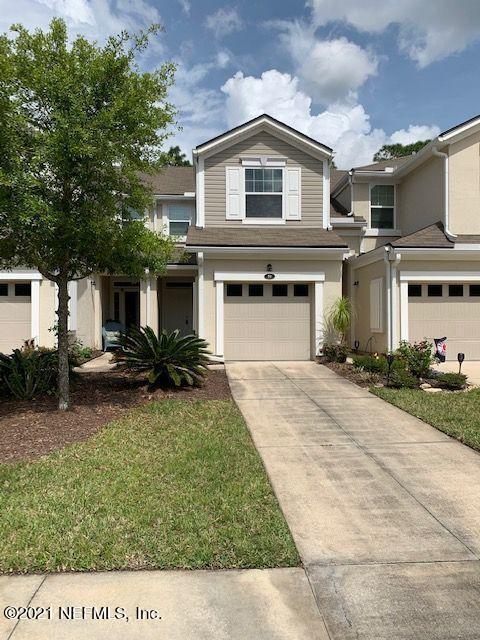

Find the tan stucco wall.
[
  {"left": 336, "top": 232, "right": 362, "bottom": 254},
  {"left": 350, "top": 258, "right": 388, "bottom": 353},
  {"left": 396, "top": 156, "right": 444, "bottom": 235},
  {"left": 352, "top": 183, "right": 370, "bottom": 222},
  {"left": 204, "top": 131, "right": 324, "bottom": 227},
  {"left": 449, "top": 129, "right": 480, "bottom": 235},
  {"left": 201, "top": 256, "right": 343, "bottom": 357}
]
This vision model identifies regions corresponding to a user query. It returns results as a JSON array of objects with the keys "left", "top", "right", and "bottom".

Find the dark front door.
[{"left": 124, "top": 291, "right": 140, "bottom": 328}]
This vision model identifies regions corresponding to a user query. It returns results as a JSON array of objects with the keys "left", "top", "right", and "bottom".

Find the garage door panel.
[
  {"left": 224, "top": 283, "right": 312, "bottom": 361},
  {"left": 409, "top": 290, "right": 480, "bottom": 360},
  {"left": 0, "top": 290, "right": 31, "bottom": 354}
]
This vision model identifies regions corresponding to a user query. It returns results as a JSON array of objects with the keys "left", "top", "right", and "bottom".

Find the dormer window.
[
  {"left": 370, "top": 185, "right": 395, "bottom": 229},
  {"left": 245, "top": 168, "right": 283, "bottom": 218}
]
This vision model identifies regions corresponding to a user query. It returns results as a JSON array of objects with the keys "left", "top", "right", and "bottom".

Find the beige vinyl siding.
[
  {"left": 204, "top": 132, "right": 323, "bottom": 227},
  {"left": 449, "top": 129, "right": 480, "bottom": 235}
]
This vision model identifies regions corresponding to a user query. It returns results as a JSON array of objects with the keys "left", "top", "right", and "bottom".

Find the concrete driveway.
[{"left": 227, "top": 361, "right": 480, "bottom": 640}]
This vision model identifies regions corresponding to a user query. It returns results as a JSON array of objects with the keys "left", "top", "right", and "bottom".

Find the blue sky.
[{"left": 1, "top": 0, "right": 480, "bottom": 167}]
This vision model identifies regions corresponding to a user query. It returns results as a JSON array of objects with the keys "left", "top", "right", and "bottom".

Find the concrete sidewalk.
[
  {"left": 0, "top": 568, "right": 329, "bottom": 640},
  {"left": 227, "top": 361, "right": 480, "bottom": 640}
]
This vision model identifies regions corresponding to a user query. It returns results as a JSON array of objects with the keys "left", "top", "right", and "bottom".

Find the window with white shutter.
[
  {"left": 226, "top": 167, "right": 243, "bottom": 219},
  {"left": 370, "top": 278, "right": 384, "bottom": 333}
]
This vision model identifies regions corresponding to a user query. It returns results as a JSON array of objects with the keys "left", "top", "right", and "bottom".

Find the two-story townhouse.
[
  {"left": 334, "top": 114, "right": 480, "bottom": 360},
  {"left": 3, "top": 112, "right": 480, "bottom": 362},
  {"left": 0, "top": 115, "right": 349, "bottom": 360}
]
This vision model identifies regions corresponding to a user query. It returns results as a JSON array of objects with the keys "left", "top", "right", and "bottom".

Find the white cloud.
[
  {"left": 276, "top": 21, "right": 378, "bottom": 104},
  {"left": 307, "top": 0, "right": 480, "bottom": 67},
  {"left": 204, "top": 7, "right": 243, "bottom": 39},
  {"left": 221, "top": 69, "right": 439, "bottom": 168},
  {"left": 177, "top": 0, "right": 190, "bottom": 17},
  {"left": 0, "top": 0, "right": 165, "bottom": 53},
  {"left": 390, "top": 124, "right": 440, "bottom": 145}
]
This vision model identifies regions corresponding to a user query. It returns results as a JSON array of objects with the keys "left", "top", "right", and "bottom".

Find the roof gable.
[{"left": 194, "top": 114, "right": 333, "bottom": 161}]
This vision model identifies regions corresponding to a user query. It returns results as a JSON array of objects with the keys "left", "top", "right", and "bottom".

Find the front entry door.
[
  {"left": 124, "top": 291, "right": 140, "bottom": 328},
  {"left": 162, "top": 283, "right": 193, "bottom": 336}
]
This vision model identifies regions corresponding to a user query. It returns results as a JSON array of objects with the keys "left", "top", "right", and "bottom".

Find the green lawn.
[
  {"left": 372, "top": 387, "right": 480, "bottom": 452},
  {"left": 0, "top": 399, "right": 299, "bottom": 573}
]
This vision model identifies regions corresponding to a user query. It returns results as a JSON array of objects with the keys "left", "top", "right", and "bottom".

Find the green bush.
[
  {"left": 114, "top": 326, "right": 211, "bottom": 388},
  {"left": 395, "top": 339, "right": 434, "bottom": 378},
  {"left": 353, "top": 354, "right": 388, "bottom": 374},
  {"left": 69, "top": 340, "right": 93, "bottom": 364},
  {"left": 387, "top": 368, "right": 419, "bottom": 389},
  {"left": 323, "top": 343, "right": 348, "bottom": 363},
  {"left": 0, "top": 348, "right": 60, "bottom": 399},
  {"left": 435, "top": 372, "right": 467, "bottom": 390}
]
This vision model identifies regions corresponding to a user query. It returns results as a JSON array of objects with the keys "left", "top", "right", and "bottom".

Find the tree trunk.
[{"left": 56, "top": 275, "right": 70, "bottom": 411}]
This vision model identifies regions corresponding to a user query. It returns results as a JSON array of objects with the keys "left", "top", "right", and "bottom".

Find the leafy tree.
[
  {"left": 373, "top": 140, "right": 430, "bottom": 162},
  {"left": 161, "top": 145, "right": 191, "bottom": 166},
  {"left": 0, "top": 19, "right": 177, "bottom": 410}
]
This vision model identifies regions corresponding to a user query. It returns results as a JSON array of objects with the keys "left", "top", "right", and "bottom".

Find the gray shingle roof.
[
  {"left": 354, "top": 156, "right": 414, "bottom": 172},
  {"left": 186, "top": 226, "right": 348, "bottom": 248},
  {"left": 391, "top": 222, "right": 453, "bottom": 248},
  {"left": 139, "top": 166, "right": 195, "bottom": 195}
]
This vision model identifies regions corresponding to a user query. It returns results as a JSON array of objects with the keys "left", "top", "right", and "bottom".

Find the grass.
[
  {"left": 372, "top": 387, "right": 480, "bottom": 452},
  {"left": 0, "top": 399, "right": 299, "bottom": 573}
]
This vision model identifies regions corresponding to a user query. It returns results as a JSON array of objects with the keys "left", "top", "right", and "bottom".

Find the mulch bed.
[
  {"left": 320, "top": 359, "right": 380, "bottom": 388},
  {"left": 0, "top": 368, "right": 231, "bottom": 463}
]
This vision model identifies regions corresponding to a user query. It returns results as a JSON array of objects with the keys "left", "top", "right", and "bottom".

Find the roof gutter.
[{"left": 432, "top": 147, "right": 457, "bottom": 241}]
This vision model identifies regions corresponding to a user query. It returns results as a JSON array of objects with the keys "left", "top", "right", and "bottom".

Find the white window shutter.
[
  {"left": 370, "top": 278, "right": 384, "bottom": 333},
  {"left": 285, "top": 167, "right": 301, "bottom": 220},
  {"left": 226, "top": 167, "right": 243, "bottom": 220}
]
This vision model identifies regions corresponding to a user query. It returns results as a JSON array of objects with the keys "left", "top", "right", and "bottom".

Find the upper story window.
[
  {"left": 370, "top": 185, "right": 395, "bottom": 229},
  {"left": 167, "top": 204, "right": 192, "bottom": 239},
  {"left": 245, "top": 168, "right": 283, "bottom": 218}
]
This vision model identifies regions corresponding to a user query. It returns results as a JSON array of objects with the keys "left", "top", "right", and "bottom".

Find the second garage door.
[
  {"left": 224, "top": 282, "right": 311, "bottom": 361},
  {"left": 408, "top": 282, "right": 480, "bottom": 360},
  {"left": 0, "top": 282, "right": 32, "bottom": 354}
]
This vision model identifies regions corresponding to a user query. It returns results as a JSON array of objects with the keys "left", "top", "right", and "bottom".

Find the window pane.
[
  {"left": 371, "top": 185, "right": 394, "bottom": 206},
  {"left": 246, "top": 168, "right": 283, "bottom": 193},
  {"left": 15, "top": 283, "right": 31, "bottom": 297},
  {"left": 273, "top": 169, "right": 282, "bottom": 180},
  {"left": 226, "top": 284, "right": 242, "bottom": 297},
  {"left": 169, "top": 221, "right": 189, "bottom": 236},
  {"left": 470, "top": 284, "right": 480, "bottom": 296},
  {"left": 168, "top": 205, "right": 191, "bottom": 221},
  {"left": 248, "top": 284, "right": 263, "bottom": 297},
  {"left": 0, "top": 284, "right": 8, "bottom": 296},
  {"left": 428, "top": 284, "right": 443, "bottom": 297},
  {"left": 254, "top": 169, "right": 264, "bottom": 181},
  {"left": 272, "top": 284, "right": 288, "bottom": 296},
  {"left": 294, "top": 284, "right": 309, "bottom": 297},
  {"left": 408, "top": 284, "right": 422, "bottom": 297},
  {"left": 245, "top": 180, "right": 254, "bottom": 192},
  {"left": 245, "top": 169, "right": 254, "bottom": 181},
  {"left": 371, "top": 207, "right": 394, "bottom": 229},
  {"left": 449, "top": 284, "right": 463, "bottom": 297},
  {"left": 246, "top": 194, "right": 282, "bottom": 218}
]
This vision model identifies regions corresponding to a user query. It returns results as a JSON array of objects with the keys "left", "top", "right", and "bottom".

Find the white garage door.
[
  {"left": 0, "top": 282, "right": 32, "bottom": 354},
  {"left": 224, "top": 282, "right": 311, "bottom": 361},
  {"left": 408, "top": 282, "right": 480, "bottom": 360}
]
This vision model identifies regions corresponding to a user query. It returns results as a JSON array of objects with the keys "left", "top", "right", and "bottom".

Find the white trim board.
[
  {"left": 0, "top": 271, "right": 42, "bottom": 280},
  {"left": 214, "top": 272, "right": 325, "bottom": 282},
  {"left": 400, "top": 271, "right": 480, "bottom": 281}
]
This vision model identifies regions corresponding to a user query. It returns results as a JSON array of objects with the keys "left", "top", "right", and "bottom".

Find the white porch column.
[
  {"left": 149, "top": 276, "right": 159, "bottom": 335},
  {"left": 192, "top": 276, "right": 198, "bottom": 334},
  {"left": 31, "top": 280, "right": 40, "bottom": 345},
  {"left": 215, "top": 280, "right": 224, "bottom": 356},
  {"left": 140, "top": 275, "right": 149, "bottom": 328},
  {"left": 93, "top": 276, "right": 103, "bottom": 349},
  {"left": 400, "top": 280, "right": 409, "bottom": 341},
  {"left": 314, "top": 281, "right": 324, "bottom": 355}
]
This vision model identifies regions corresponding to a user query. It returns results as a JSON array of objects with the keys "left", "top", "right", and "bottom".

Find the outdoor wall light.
[
  {"left": 266, "top": 264, "right": 273, "bottom": 272},
  {"left": 457, "top": 352, "right": 465, "bottom": 374},
  {"left": 354, "top": 340, "right": 360, "bottom": 351}
]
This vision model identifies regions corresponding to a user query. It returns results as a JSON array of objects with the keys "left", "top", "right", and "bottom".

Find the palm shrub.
[
  {"left": 0, "top": 348, "right": 61, "bottom": 399},
  {"left": 115, "top": 326, "right": 211, "bottom": 388},
  {"left": 327, "top": 296, "right": 354, "bottom": 344}
]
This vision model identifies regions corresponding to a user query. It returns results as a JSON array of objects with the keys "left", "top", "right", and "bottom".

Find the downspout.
[
  {"left": 432, "top": 147, "right": 457, "bottom": 240},
  {"left": 346, "top": 170, "right": 355, "bottom": 217}
]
